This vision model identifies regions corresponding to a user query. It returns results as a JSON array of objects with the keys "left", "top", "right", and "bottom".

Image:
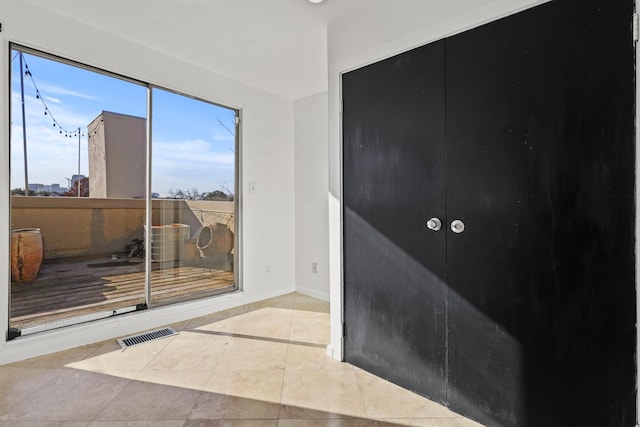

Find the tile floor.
[{"left": 0, "top": 292, "right": 484, "bottom": 426}]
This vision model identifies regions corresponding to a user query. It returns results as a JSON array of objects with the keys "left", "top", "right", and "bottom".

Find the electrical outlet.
[
  {"left": 249, "top": 182, "right": 257, "bottom": 195},
  {"left": 265, "top": 264, "right": 271, "bottom": 273},
  {"left": 312, "top": 262, "right": 318, "bottom": 274}
]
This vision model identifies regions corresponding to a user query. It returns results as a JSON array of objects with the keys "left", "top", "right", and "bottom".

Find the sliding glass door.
[
  {"left": 149, "top": 88, "right": 238, "bottom": 306},
  {"left": 8, "top": 45, "right": 239, "bottom": 338}
]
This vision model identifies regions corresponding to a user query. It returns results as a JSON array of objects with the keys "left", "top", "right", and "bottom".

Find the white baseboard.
[
  {"left": 0, "top": 285, "right": 295, "bottom": 366},
  {"left": 294, "top": 285, "right": 329, "bottom": 302}
]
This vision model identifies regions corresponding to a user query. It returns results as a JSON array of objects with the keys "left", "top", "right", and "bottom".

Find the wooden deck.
[{"left": 10, "top": 256, "right": 235, "bottom": 330}]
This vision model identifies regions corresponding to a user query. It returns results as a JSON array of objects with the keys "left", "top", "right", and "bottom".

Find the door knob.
[
  {"left": 451, "top": 219, "right": 465, "bottom": 234},
  {"left": 426, "top": 217, "right": 442, "bottom": 231}
]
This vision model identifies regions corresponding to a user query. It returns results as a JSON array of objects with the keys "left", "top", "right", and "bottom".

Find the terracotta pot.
[
  {"left": 11, "top": 228, "right": 44, "bottom": 282},
  {"left": 197, "top": 223, "right": 234, "bottom": 258}
]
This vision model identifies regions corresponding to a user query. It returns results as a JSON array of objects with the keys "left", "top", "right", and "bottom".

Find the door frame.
[{"left": 5, "top": 44, "right": 243, "bottom": 338}]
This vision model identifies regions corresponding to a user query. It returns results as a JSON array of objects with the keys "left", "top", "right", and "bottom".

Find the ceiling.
[{"left": 23, "top": 0, "right": 381, "bottom": 100}]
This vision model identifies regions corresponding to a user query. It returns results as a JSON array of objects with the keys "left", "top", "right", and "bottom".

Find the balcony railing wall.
[{"left": 11, "top": 197, "right": 234, "bottom": 261}]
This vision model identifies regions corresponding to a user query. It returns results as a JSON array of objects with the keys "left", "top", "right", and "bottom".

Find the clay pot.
[
  {"left": 11, "top": 228, "right": 44, "bottom": 282},
  {"left": 197, "top": 223, "right": 234, "bottom": 258}
]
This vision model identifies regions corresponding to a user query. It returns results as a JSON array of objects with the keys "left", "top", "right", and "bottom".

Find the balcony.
[{"left": 10, "top": 197, "right": 236, "bottom": 331}]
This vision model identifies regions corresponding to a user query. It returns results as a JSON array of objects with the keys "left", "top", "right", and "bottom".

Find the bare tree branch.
[{"left": 217, "top": 117, "right": 235, "bottom": 137}]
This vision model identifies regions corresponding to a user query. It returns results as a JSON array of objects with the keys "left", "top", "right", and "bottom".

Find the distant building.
[
  {"left": 88, "top": 111, "right": 146, "bottom": 199},
  {"left": 28, "top": 183, "right": 44, "bottom": 193}
]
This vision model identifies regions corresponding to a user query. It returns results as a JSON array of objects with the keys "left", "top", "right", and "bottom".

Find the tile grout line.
[
  {"left": 277, "top": 302, "right": 296, "bottom": 419},
  {"left": 352, "top": 365, "right": 373, "bottom": 421},
  {"left": 137, "top": 333, "right": 176, "bottom": 372},
  {"left": 84, "top": 372, "right": 135, "bottom": 424}
]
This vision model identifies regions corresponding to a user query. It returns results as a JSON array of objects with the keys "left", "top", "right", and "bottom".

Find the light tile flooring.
[{"left": 0, "top": 293, "right": 483, "bottom": 426}]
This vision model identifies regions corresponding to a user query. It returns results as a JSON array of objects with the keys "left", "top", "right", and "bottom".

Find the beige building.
[{"left": 88, "top": 111, "right": 146, "bottom": 199}]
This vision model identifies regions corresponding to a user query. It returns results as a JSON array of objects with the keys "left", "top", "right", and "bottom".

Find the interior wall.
[
  {"left": 294, "top": 92, "right": 329, "bottom": 301},
  {"left": 0, "top": 2, "right": 295, "bottom": 364},
  {"left": 325, "top": 0, "right": 553, "bottom": 359}
]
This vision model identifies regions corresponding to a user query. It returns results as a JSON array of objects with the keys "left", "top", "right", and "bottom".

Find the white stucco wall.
[
  {"left": 294, "top": 91, "right": 329, "bottom": 301},
  {"left": 0, "top": 2, "right": 295, "bottom": 364}
]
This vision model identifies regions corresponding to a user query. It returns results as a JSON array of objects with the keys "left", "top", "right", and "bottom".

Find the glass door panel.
[
  {"left": 9, "top": 47, "right": 147, "bottom": 335},
  {"left": 149, "top": 88, "right": 237, "bottom": 306}
]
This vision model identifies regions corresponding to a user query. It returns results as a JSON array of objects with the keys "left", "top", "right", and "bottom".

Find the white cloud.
[
  {"left": 35, "top": 81, "right": 99, "bottom": 101},
  {"left": 11, "top": 92, "right": 91, "bottom": 188},
  {"left": 13, "top": 92, "right": 97, "bottom": 130},
  {"left": 11, "top": 123, "right": 83, "bottom": 187},
  {"left": 153, "top": 139, "right": 235, "bottom": 166},
  {"left": 151, "top": 138, "right": 235, "bottom": 196}
]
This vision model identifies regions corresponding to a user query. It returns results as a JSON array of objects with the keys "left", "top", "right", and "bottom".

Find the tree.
[
  {"left": 168, "top": 187, "right": 233, "bottom": 201},
  {"left": 185, "top": 188, "right": 200, "bottom": 200},
  {"left": 218, "top": 182, "right": 234, "bottom": 201},
  {"left": 11, "top": 188, "right": 35, "bottom": 196},
  {"left": 63, "top": 177, "right": 89, "bottom": 197},
  {"left": 203, "top": 190, "right": 229, "bottom": 201},
  {"left": 167, "top": 188, "right": 185, "bottom": 199}
]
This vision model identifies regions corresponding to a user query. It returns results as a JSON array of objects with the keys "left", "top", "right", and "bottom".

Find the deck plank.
[{"left": 10, "top": 258, "right": 235, "bottom": 330}]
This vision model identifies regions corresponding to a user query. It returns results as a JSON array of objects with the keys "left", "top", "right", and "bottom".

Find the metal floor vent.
[{"left": 117, "top": 327, "right": 178, "bottom": 348}]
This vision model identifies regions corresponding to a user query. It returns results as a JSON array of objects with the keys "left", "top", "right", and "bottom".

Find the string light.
[
  {"left": 87, "top": 117, "right": 107, "bottom": 158},
  {"left": 20, "top": 53, "right": 85, "bottom": 138}
]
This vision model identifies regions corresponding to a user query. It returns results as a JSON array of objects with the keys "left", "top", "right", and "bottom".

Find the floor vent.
[{"left": 117, "top": 327, "right": 178, "bottom": 348}]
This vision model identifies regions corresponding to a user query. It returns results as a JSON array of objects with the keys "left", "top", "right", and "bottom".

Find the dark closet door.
[
  {"left": 445, "top": 1, "right": 635, "bottom": 426},
  {"left": 343, "top": 40, "right": 448, "bottom": 402}
]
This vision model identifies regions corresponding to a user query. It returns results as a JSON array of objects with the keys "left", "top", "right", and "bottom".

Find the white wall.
[
  {"left": 326, "top": 0, "right": 551, "bottom": 360},
  {"left": 0, "top": 2, "right": 295, "bottom": 364},
  {"left": 294, "top": 92, "right": 329, "bottom": 301}
]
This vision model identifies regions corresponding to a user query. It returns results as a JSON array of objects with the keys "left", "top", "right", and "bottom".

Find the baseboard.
[
  {"left": 0, "top": 285, "right": 295, "bottom": 366},
  {"left": 326, "top": 344, "right": 335, "bottom": 358},
  {"left": 294, "top": 285, "right": 329, "bottom": 302}
]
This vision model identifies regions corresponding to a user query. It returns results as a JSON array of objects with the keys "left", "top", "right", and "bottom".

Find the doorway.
[{"left": 9, "top": 46, "right": 240, "bottom": 336}]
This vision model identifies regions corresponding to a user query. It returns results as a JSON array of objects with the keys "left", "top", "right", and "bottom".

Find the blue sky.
[{"left": 10, "top": 50, "right": 236, "bottom": 197}]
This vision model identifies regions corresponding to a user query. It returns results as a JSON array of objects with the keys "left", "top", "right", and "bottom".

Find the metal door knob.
[
  {"left": 426, "top": 217, "right": 442, "bottom": 231},
  {"left": 451, "top": 219, "right": 465, "bottom": 234}
]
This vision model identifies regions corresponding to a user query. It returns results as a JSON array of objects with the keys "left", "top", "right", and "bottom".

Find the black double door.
[{"left": 343, "top": 1, "right": 636, "bottom": 426}]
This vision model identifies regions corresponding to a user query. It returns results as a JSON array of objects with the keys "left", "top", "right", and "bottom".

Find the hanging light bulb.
[{"left": 44, "top": 111, "right": 47, "bottom": 115}]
